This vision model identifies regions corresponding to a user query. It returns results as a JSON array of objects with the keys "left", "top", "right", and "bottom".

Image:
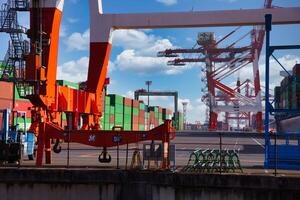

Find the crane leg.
[
  {"left": 36, "top": 122, "right": 46, "bottom": 166},
  {"left": 45, "top": 138, "right": 52, "bottom": 164}
]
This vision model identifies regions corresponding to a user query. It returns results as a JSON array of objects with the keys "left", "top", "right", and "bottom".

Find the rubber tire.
[{"left": 28, "top": 154, "right": 34, "bottom": 160}]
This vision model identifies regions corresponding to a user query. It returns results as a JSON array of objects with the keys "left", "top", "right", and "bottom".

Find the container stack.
[
  {"left": 0, "top": 81, "right": 14, "bottom": 110},
  {"left": 149, "top": 106, "right": 159, "bottom": 128},
  {"left": 138, "top": 102, "right": 145, "bottom": 131},
  {"left": 131, "top": 99, "right": 139, "bottom": 131},
  {"left": 109, "top": 94, "right": 124, "bottom": 127},
  {"left": 158, "top": 107, "right": 163, "bottom": 125},
  {"left": 0, "top": 80, "right": 185, "bottom": 131},
  {"left": 162, "top": 108, "right": 173, "bottom": 120},
  {"left": 274, "top": 86, "right": 281, "bottom": 109},
  {"left": 103, "top": 96, "right": 111, "bottom": 130},
  {"left": 123, "top": 97, "right": 132, "bottom": 131},
  {"left": 0, "top": 81, "right": 32, "bottom": 130},
  {"left": 57, "top": 80, "right": 79, "bottom": 89},
  {"left": 292, "top": 64, "right": 300, "bottom": 109},
  {"left": 275, "top": 64, "right": 300, "bottom": 110},
  {"left": 145, "top": 106, "right": 149, "bottom": 130},
  {"left": 149, "top": 109, "right": 155, "bottom": 130}
]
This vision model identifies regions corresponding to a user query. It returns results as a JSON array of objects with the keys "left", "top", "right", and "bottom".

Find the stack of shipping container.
[
  {"left": 123, "top": 97, "right": 132, "bottom": 130},
  {"left": 0, "top": 80, "right": 184, "bottom": 131},
  {"left": 101, "top": 94, "right": 184, "bottom": 131},
  {"left": 274, "top": 64, "right": 300, "bottom": 110},
  {"left": 0, "top": 81, "right": 32, "bottom": 130}
]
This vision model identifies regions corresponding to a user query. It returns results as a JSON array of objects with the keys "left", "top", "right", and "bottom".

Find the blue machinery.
[
  {"left": 264, "top": 14, "right": 300, "bottom": 170},
  {"left": 0, "top": 109, "right": 35, "bottom": 163}
]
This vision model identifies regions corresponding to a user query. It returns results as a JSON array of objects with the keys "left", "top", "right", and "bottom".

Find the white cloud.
[
  {"left": 67, "top": 18, "right": 79, "bottom": 24},
  {"left": 237, "top": 55, "right": 300, "bottom": 90},
  {"left": 112, "top": 30, "right": 196, "bottom": 75},
  {"left": 112, "top": 30, "right": 156, "bottom": 50},
  {"left": 57, "top": 57, "right": 115, "bottom": 82},
  {"left": 156, "top": 0, "right": 177, "bottom": 6},
  {"left": 57, "top": 57, "right": 89, "bottom": 82},
  {"left": 124, "top": 90, "right": 135, "bottom": 99},
  {"left": 64, "top": 28, "right": 195, "bottom": 74},
  {"left": 65, "top": 29, "right": 89, "bottom": 51},
  {"left": 59, "top": 24, "right": 67, "bottom": 38}
]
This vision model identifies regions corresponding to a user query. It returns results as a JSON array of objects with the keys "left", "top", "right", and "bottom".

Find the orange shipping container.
[{"left": 0, "top": 81, "right": 13, "bottom": 100}]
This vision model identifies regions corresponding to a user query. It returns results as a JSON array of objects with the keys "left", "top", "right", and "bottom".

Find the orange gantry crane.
[
  {"left": 20, "top": 0, "right": 176, "bottom": 167},
  {"left": 14, "top": 0, "right": 299, "bottom": 166}
]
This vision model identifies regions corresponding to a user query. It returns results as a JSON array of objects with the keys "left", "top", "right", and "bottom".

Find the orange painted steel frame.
[{"left": 24, "top": 1, "right": 175, "bottom": 167}]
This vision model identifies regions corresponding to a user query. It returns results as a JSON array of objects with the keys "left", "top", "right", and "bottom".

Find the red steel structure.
[
  {"left": 20, "top": 0, "right": 176, "bottom": 167},
  {"left": 14, "top": 0, "right": 299, "bottom": 166},
  {"left": 158, "top": 0, "right": 273, "bottom": 132}
]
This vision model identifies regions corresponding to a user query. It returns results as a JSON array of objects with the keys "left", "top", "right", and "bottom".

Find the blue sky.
[{"left": 1, "top": 0, "right": 300, "bottom": 123}]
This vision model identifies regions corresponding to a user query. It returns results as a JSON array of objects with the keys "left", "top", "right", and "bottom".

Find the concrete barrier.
[{"left": 0, "top": 168, "right": 299, "bottom": 200}]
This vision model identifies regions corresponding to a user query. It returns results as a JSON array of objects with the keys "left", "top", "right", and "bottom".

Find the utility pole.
[
  {"left": 182, "top": 102, "right": 188, "bottom": 130},
  {"left": 145, "top": 81, "right": 152, "bottom": 130}
]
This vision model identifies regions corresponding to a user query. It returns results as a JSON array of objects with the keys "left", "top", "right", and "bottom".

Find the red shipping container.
[
  {"left": 132, "top": 124, "right": 139, "bottom": 131},
  {"left": 15, "top": 100, "right": 32, "bottom": 117},
  {"left": 100, "top": 93, "right": 105, "bottom": 113},
  {"left": 132, "top": 115, "right": 139, "bottom": 124},
  {"left": 139, "top": 110, "right": 145, "bottom": 118},
  {"left": 132, "top": 100, "right": 139, "bottom": 108},
  {"left": 124, "top": 98, "right": 132, "bottom": 106},
  {"left": 158, "top": 107, "right": 163, "bottom": 113},
  {"left": 109, "top": 115, "right": 115, "bottom": 123},
  {"left": 0, "top": 81, "right": 13, "bottom": 100},
  {"left": 0, "top": 98, "right": 13, "bottom": 110},
  {"left": 138, "top": 117, "right": 145, "bottom": 125},
  {"left": 149, "top": 111, "right": 155, "bottom": 118}
]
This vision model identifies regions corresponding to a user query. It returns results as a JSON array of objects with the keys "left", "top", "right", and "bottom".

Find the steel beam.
[
  {"left": 134, "top": 90, "right": 179, "bottom": 129},
  {"left": 92, "top": 6, "right": 300, "bottom": 42}
]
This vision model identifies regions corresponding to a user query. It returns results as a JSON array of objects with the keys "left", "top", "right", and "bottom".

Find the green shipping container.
[
  {"left": 139, "top": 125, "right": 145, "bottom": 131},
  {"left": 115, "top": 104, "right": 124, "bottom": 114},
  {"left": 104, "top": 114, "right": 110, "bottom": 123},
  {"left": 105, "top": 96, "right": 111, "bottom": 105},
  {"left": 124, "top": 123, "right": 131, "bottom": 131},
  {"left": 57, "top": 80, "right": 79, "bottom": 89},
  {"left": 132, "top": 107, "right": 139, "bottom": 116},
  {"left": 104, "top": 123, "right": 110, "bottom": 130},
  {"left": 109, "top": 94, "right": 124, "bottom": 105},
  {"left": 139, "top": 102, "right": 145, "bottom": 110},
  {"left": 123, "top": 114, "right": 132, "bottom": 124},
  {"left": 115, "top": 113, "right": 123, "bottom": 123},
  {"left": 124, "top": 106, "right": 131, "bottom": 114}
]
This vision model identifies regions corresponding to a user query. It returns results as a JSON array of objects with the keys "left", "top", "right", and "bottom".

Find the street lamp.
[
  {"left": 145, "top": 81, "right": 152, "bottom": 130},
  {"left": 145, "top": 81, "right": 152, "bottom": 107}
]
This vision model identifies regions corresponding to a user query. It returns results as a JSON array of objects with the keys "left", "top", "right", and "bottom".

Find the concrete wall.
[{"left": 0, "top": 169, "right": 299, "bottom": 200}]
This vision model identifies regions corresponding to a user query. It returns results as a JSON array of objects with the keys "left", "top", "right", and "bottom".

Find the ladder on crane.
[{"left": 0, "top": 0, "right": 29, "bottom": 81}]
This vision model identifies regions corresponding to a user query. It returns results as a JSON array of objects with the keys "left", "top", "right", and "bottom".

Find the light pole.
[{"left": 145, "top": 81, "right": 152, "bottom": 130}]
